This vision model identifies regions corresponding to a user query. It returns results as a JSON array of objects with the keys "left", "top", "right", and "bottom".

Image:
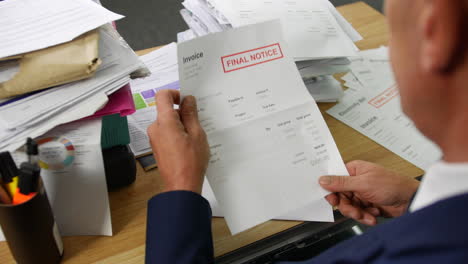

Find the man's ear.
[{"left": 419, "top": 0, "right": 464, "bottom": 73}]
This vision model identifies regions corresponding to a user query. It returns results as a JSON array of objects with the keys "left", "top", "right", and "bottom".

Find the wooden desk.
[{"left": 0, "top": 2, "right": 424, "bottom": 263}]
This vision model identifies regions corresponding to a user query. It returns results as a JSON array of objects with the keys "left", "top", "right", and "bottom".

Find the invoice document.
[
  {"left": 207, "top": 0, "right": 357, "bottom": 60},
  {"left": 126, "top": 43, "right": 336, "bottom": 223},
  {"left": 178, "top": 20, "right": 348, "bottom": 234}
]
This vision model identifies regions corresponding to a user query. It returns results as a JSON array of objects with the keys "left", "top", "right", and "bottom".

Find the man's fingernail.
[
  {"left": 185, "top": 96, "right": 196, "bottom": 107},
  {"left": 319, "top": 176, "right": 332, "bottom": 185}
]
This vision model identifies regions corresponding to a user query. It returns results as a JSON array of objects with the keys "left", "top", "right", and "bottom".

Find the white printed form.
[
  {"left": 327, "top": 83, "right": 441, "bottom": 170},
  {"left": 208, "top": 0, "right": 357, "bottom": 59},
  {"left": 178, "top": 20, "right": 347, "bottom": 234}
]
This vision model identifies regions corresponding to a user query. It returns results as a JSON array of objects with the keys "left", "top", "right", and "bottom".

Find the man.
[{"left": 145, "top": 0, "right": 468, "bottom": 263}]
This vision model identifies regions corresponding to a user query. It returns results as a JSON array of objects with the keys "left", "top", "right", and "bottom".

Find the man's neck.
[{"left": 440, "top": 112, "right": 468, "bottom": 163}]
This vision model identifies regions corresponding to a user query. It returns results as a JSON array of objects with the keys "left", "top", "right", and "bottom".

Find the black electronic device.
[{"left": 103, "top": 145, "right": 137, "bottom": 191}]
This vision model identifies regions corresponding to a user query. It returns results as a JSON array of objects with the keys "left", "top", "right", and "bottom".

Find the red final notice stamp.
[
  {"left": 221, "top": 43, "right": 284, "bottom": 73},
  {"left": 368, "top": 85, "right": 399, "bottom": 108}
]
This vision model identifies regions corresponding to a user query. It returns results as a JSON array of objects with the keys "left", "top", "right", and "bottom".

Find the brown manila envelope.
[{"left": 0, "top": 30, "right": 101, "bottom": 99}]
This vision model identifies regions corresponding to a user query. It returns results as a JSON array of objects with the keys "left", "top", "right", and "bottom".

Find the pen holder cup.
[{"left": 0, "top": 180, "right": 63, "bottom": 264}]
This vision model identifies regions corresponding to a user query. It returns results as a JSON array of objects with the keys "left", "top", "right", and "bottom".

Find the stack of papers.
[
  {"left": 0, "top": 0, "right": 128, "bottom": 98},
  {"left": 327, "top": 47, "right": 442, "bottom": 170},
  {"left": 0, "top": 26, "right": 146, "bottom": 152},
  {"left": 0, "top": 0, "right": 148, "bottom": 153},
  {"left": 0, "top": 0, "right": 148, "bottom": 240},
  {"left": 177, "top": 0, "right": 362, "bottom": 102}
]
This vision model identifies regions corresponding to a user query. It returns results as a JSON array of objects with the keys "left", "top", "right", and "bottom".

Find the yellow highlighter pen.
[{"left": 5, "top": 177, "right": 18, "bottom": 198}]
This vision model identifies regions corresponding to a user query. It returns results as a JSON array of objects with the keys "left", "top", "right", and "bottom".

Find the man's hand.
[
  {"left": 319, "top": 161, "right": 420, "bottom": 226},
  {"left": 147, "top": 90, "right": 210, "bottom": 194}
]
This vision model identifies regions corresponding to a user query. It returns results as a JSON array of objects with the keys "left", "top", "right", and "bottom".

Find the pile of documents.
[
  {"left": 0, "top": 0, "right": 148, "bottom": 153},
  {"left": 0, "top": 0, "right": 149, "bottom": 240},
  {"left": 177, "top": 0, "right": 363, "bottom": 102},
  {"left": 327, "top": 47, "right": 442, "bottom": 170}
]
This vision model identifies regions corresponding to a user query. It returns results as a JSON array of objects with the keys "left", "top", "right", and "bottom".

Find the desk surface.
[{"left": 0, "top": 2, "right": 424, "bottom": 263}]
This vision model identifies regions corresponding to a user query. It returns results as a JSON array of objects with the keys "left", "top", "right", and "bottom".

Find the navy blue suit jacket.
[{"left": 146, "top": 191, "right": 468, "bottom": 263}]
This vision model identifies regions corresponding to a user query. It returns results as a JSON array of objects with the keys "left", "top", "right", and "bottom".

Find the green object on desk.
[
  {"left": 101, "top": 114, "right": 130, "bottom": 150},
  {"left": 133, "top": 93, "right": 147, "bottom": 110}
]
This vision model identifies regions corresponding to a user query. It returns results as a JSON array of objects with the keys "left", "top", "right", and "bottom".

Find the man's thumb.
[
  {"left": 180, "top": 96, "right": 201, "bottom": 134},
  {"left": 319, "top": 176, "right": 359, "bottom": 192}
]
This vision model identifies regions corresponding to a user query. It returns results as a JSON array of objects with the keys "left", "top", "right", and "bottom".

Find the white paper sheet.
[
  {"left": 195, "top": 0, "right": 231, "bottom": 25},
  {"left": 128, "top": 107, "right": 157, "bottom": 156},
  {"left": 202, "top": 181, "right": 334, "bottom": 222},
  {"left": 327, "top": 84, "right": 441, "bottom": 170},
  {"left": 177, "top": 29, "right": 197, "bottom": 43},
  {"left": 179, "top": 20, "right": 347, "bottom": 234},
  {"left": 341, "top": 72, "right": 362, "bottom": 91},
  {"left": 0, "top": 61, "right": 20, "bottom": 83},
  {"left": 0, "top": 118, "right": 111, "bottom": 241},
  {"left": 0, "top": 0, "right": 123, "bottom": 58},
  {"left": 180, "top": 9, "right": 210, "bottom": 37},
  {"left": 324, "top": 0, "right": 363, "bottom": 42},
  {"left": 183, "top": 0, "right": 225, "bottom": 34},
  {"left": 305, "top": 76, "right": 344, "bottom": 103},
  {"left": 208, "top": 0, "right": 357, "bottom": 60},
  {"left": 296, "top": 57, "right": 351, "bottom": 79},
  {"left": 128, "top": 43, "right": 180, "bottom": 156},
  {"left": 327, "top": 48, "right": 442, "bottom": 170},
  {"left": 130, "top": 43, "right": 179, "bottom": 94}
]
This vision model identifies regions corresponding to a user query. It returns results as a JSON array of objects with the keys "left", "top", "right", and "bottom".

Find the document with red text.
[
  {"left": 179, "top": 20, "right": 348, "bottom": 234},
  {"left": 327, "top": 48, "right": 442, "bottom": 170}
]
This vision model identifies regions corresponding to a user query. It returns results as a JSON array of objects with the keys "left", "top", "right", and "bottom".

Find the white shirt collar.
[{"left": 410, "top": 161, "right": 468, "bottom": 212}]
